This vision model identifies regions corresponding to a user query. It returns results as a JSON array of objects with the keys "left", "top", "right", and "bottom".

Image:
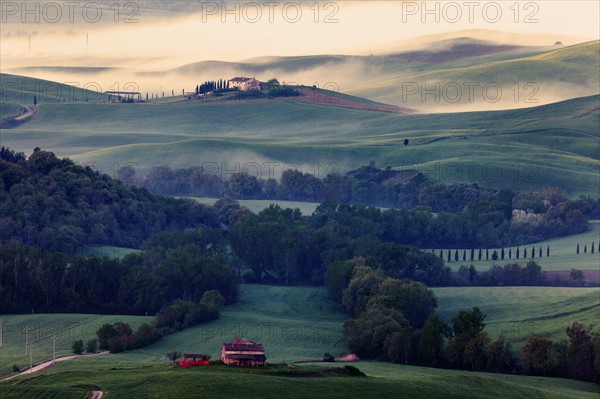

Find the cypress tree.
[
  {"left": 524, "top": 247, "right": 528, "bottom": 258},
  {"left": 532, "top": 246, "right": 535, "bottom": 259},
  {"left": 539, "top": 246, "right": 542, "bottom": 257},
  {"left": 478, "top": 248, "right": 482, "bottom": 261},
  {"left": 508, "top": 249, "right": 512, "bottom": 259},
  {"left": 492, "top": 250, "right": 498, "bottom": 261},
  {"left": 470, "top": 248, "right": 474, "bottom": 261},
  {"left": 516, "top": 247, "right": 520, "bottom": 259},
  {"left": 584, "top": 244, "right": 587, "bottom": 254},
  {"left": 501, "top": 248, "right": 505, "bottom": 260},
  {"left": 592, "top": 242, "right": 595, "bottom": 254},
  {"left": 447, "top": 250, "right": 451, "bottom": 263},
  {"left": 454, "top": 250, "right": 459, "bottom": 262},
  {"left": 577, "top": 243, "right": 580, "bottom": 254},
  {"left": 547, "top": 246, "right": 550, "bottom": 257},
  {"left": 486, "top": 249, "right": 489, "bottom": 260}
]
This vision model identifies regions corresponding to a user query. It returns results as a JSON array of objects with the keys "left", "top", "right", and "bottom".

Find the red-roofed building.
[{"left": 220, "top": 337, "right": 267, "bottom": 367}]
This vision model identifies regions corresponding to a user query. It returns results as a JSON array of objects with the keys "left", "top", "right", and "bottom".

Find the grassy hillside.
[
  {"left": 433, "top": 286, "right": 600, "bottom": 350},
  {"left": 144, "top": 285, "right": 346, "bottom": 363},
  {"left": 358, "top": 41, "right": 600, "bottom": 109},
  {"left": 0, "top": 101, "right": 21, "bottom": 119},
  {"left": 439, "top": 221, "right": 600, "bottom": 272},
  {"left": 0, "top": 314, "right": 153, "bottom": 376},
  {"left": 1, "top": 361, "right": 599, "bottom": 399},
  {"left": 3, "top": 285, "right": 597, "bottom": 377},
  {"left": 154, "top": 40, "right": 600, "bottom": 110},
  {"left": 0, "top": 73, "right": 106, "bottom": 105},
  {"left": 1, "top": 71, "right": 598, "bottom": 195},
  {"left": 1, "top": 285, "right": 598, "bottom": 397},
  {"left": 0, "top": 285, "right": 345, "bottom": 378}
]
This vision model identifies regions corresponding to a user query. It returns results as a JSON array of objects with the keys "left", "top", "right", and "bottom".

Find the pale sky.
[{"left": 1, "top": 1, "right": 598, "bottom": 69}]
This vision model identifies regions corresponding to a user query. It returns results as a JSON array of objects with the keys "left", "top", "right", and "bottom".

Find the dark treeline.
[
  {"left": 455, "top": 261, "right": 544, "bottom": 286},
  {"left": 329, "top": 261, "right": 600, "bottom": 383},
  {"left": 0, "top": 229, "right": 238, "bottom": 314},
  {"left": 228, "top": 201, "right": 449, "bottom": 286},
  {"left": 139, "top": 162, "right": 598, "bottom": 249},
  {"left": 1, "top": 148, "right": 597, "bottom": 290},
  {"left": 0, "top": 148, "right": 218, "bottom": 254}
]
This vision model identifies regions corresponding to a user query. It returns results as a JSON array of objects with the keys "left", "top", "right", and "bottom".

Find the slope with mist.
[
  {"left": 4, "top": 32, "right": 598, "bottom": 112},
  {"left": 0, "top": 71, "right": 598, "bottom": 195}
]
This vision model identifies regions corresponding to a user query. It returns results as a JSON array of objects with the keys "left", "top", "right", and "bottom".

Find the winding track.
[{"left": 0, "top": 350, "right": 109, "bottom": 396}]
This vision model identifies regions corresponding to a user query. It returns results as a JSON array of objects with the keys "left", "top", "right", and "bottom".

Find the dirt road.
[
  {"left": 0, "top": 104, "right": 37, "bottom": 128},
  {"left": 0, "top": 351, "right": 109, "bottom": 382}
]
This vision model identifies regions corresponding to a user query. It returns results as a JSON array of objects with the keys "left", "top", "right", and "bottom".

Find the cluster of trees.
[
  {"left": 229, "top": 203, "right": 449, "bottom": 286},
  {"left": 0, "top": 148, "right": 218, "bottom": 254},
  {"left": 86, "top": 290, "right": 225, "bottom": 354},
  {"left": 330, "top": 260, "right": 451, "bottom": 367},
  {"left": 138, "top": 163, "right": 597, "bottom": 248},
  {"left": 226, "top": 196, "right": 594, "bottom": 286},
  {"left": 330, "top": 263, "right": 600, "bottom": 382},
  {"left": 455, "top": 260, "right": 544, "bottom": 286},
  {"left": 265, "top": 78, "right": 300, "bottom": 97},
  {"left": 0, "top": 229, "right": 237, "bottom": 314},
  {"left": 337, "top": 262, "right": 441, "bottom": 363},
  {"left": 520, "top": 322, "right": 600, "bottom": 381},
  {"left": 195, "top": 78, "right": 231, "bottom": 95}
]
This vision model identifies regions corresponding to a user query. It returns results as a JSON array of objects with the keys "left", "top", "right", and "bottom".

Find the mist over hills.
[{"left": 4, "top": 31, "right": 598, "bottom": 112}]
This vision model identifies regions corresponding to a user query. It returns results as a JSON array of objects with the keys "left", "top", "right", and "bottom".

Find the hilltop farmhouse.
[
  {"left": 220, "top": 337, "right": 267, "bottom": 367},
  {"left": 229, "top": 77, "right": 263, "bottom": 91}
]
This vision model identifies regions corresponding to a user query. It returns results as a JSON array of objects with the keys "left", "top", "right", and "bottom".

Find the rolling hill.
[
  {"left": 0, "top": 72, "right": 598, "bottom": 195},
  {"left": 6, "top": 37, "right": 598, "bottom": 111},
  {"left": 1, "top": 284, "right": 599, "bottom": 398}
]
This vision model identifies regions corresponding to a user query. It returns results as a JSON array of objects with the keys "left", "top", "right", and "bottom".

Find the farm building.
[
  {"left": 229, "top": 77, "right": 262, "bottom": 91},
  {"left": 220, "top": 337, "right": 267, "bottom": 367},
  {"left": 179, "top": 353, "right": 210, "bottom": 367}
]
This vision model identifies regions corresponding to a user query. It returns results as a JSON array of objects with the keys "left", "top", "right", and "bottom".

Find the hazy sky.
[{"left": 1, "top": 1, "right": 598, "bottom": 68}]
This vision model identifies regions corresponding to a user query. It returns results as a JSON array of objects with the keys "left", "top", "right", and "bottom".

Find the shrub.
[
  {"left": 96, "top": 323, "right": 119, "bottom": 350},
  {"left": 71, "top": 340, "right": 84, "bottom": 355},
  {"left": 344, "top": 365, "right": 365, "bottom": 376},
  {"left": 133, "top": 323, "right": 162, "bottom": 349},
  {"left": 85, "top": 339, "right": 98, "bottom": 354},
  {"left": 107, "top": 336, "right": 125, "bottom": 354},
  {"left": 323, "top": 353, "right": 335, "bottom": 362},
  {"left": 166, "top": 351, "right": 182, "bottom": 364}
]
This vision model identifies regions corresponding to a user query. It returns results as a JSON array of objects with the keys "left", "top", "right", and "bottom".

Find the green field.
[
  {"left": 438, "top": 221, "right": 600, "bottom": 272},
  {"left": 1, "top": 285, "right": 599, "bottom": 397},
  {"left": 0, "top": 101, "right": 21, "bottom": 119},
  {"left": 1, "top": 360, "right": 599, "bottom": 399},
  {"left": 1, "top": 72, "right": 598, "bottom": 195},
  {"left": 434, "top": 286, "right": 600, "bottom": 350},
  {"left": 77, "top": 246, "right": 141, "bottom": 260},
  {"left": 353, "top": 40, "right": 600, "bottom": 108},
  {"left": 0, "top": 314, "right": 153, "bottom": 377},
  {"left": 3, "top": 285, "right": 598, "bottom": 373}
]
